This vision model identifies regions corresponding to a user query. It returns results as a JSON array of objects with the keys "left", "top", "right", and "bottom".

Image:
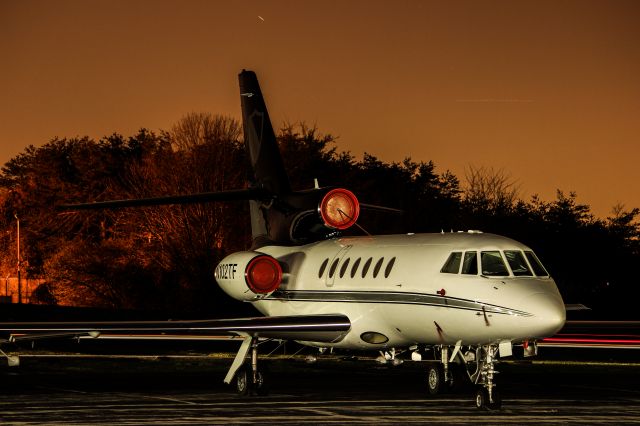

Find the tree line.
[{"left": 0, "top": 113, "right": 638, "bottom": 316}]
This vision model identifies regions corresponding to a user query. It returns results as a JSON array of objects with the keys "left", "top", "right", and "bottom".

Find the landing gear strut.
[
  {"left": 426, "top": 344, "right": 467, "bottom": 395},
  {"left": 426, "top": 343, "right": 502, "bottom": 410},
  {"left": 470, "top": 345, "right": 501, "bottom": 410},
  {"left": 226, "top": 336, "right": 269, "bottom": 396}
]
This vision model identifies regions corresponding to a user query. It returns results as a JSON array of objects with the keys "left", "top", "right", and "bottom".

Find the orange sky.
[{"left": 1, "top": 0, "right": 639, "bottom": 218}]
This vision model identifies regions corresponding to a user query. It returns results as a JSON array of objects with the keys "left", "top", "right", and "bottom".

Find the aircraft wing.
[{"left": 0, "top": 314, "right": 351, "bottom": 344}]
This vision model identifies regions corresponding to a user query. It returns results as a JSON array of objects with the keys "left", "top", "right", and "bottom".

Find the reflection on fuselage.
[{"left": 243, "top": 232, "right": 567, "bottom": 349}]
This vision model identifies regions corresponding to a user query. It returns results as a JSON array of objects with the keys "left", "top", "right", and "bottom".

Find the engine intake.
[
  {"left": 245, "top": 255, "right": 282, "bottom": 294},
  {"left": 319, "top": 188, "right": 360, "bottom": 230}
]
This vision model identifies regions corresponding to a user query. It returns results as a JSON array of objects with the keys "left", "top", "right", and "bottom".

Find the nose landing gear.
[
  {"left": 426, "top": 343, "right": 503, "bottom": 410},
  {"left": 470, "top": 345, "right": 501, "bottom": 410}
]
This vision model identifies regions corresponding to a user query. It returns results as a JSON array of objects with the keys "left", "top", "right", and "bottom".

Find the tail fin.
[
  {"left": 239, "top": 70, "right": 292, "bottom": 245},
  {"left": 239, "top": 70, "right": 290, "bottom": 195},
  {"left": 61, "top": 71, "right": 383, "bottom": 247}
]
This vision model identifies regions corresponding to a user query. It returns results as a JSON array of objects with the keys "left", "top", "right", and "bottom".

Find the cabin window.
[
  {"left": 339, "top": 258, "right": 351, "bottom": 278},
  {"left": 481, "top": 251, "right": 509, "bottom": 277},
  {"left": 350, "top": 258, "right": 361, "bottom": 278},
  {"left": 524, "top": 251, "right": 549, "bottom": 277},
  {"left": 504, "top": 250, "right": 533, "bottom": 276},
  {"left": 461, "top": 251, "right": 478, "bottom": 275},
  {"left": 441, "top": 252, "right": 462, "bottom": 274},
  {"left": 384, "top": 257, "right": 396, "bottom": 278},
  {"left": 362, "top": 257, "right": 373, "bottom": 278},
  {"left": 318, "top": 258, "right": 329, "bottom": 278},
  {"left": 328, "top": 258, "right": 340, "bottom": 278},
  {"left": 373, "top": 257, "right": 384, "bottom": 278}
]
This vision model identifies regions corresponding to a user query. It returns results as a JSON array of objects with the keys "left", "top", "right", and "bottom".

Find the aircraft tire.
[
  {"left": 235, "top": 365, "right": 251, "bottom": 396},
  {"left": 427, "top": 364, "right": 444, "bottom": 395},
  {"left": 254, "top": 366, "right": 270, "bottom": 396},
  {"left": 475, "top": 387, "right": 501, "bottom": 410}
]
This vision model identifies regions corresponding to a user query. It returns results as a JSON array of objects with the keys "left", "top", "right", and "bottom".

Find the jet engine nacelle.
[
  {"left": 318, "top": 188, "right": 360, "bottom": 230},
  {"left": 214, "top": 251, "right": 283, "bottom": 301},
  {"left": 288, "top": 188, "right": 361, "bottom": 243}
]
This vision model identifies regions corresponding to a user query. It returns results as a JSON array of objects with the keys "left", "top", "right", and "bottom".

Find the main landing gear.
[
  {"left": 425, "top": 343, "right": 502, "bottom": 410},
  {"left": 226, "top": 336, "right": 269, "bottom": 396},
  {"left": 424, "top": 344, "right": 468, "bottom": 396}
]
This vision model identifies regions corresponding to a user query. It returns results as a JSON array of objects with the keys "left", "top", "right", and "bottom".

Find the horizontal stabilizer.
[
  {"left": 57, "top": 188, "right": 265, "bottom": 211},
  {"left": 360, "top": 203, "right": 403, "bottom": 214}
]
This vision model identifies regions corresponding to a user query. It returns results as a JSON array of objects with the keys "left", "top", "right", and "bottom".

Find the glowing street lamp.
[{"left": 14, "top": 214, "right": 21, "bottom": 304}]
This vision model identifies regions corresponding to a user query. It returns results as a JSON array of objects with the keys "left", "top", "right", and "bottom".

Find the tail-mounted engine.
[
  {"left": 214, "top": 251, "right": 282, "bottom": 301},
  {"left": 285, "top": 187, "right": 360, "bottom": 243},
  {"left": 319, "top": 188, "right": 360, "bottom": 230}
]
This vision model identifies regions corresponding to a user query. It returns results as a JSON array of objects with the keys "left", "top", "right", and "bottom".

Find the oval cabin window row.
[{"left": 318, "top": 256, "right": 396, "bottom": 279}]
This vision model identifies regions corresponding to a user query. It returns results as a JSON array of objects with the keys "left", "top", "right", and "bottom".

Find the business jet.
[{"left": 0, "top": 70, "right": 566, "bottom": 410}]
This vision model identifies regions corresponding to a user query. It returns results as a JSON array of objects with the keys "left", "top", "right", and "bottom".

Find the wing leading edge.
[{"left": 0, "top": 314, "right": 352, "bottom": 344}]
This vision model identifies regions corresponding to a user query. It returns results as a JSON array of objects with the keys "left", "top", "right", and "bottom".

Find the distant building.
[{"left": 0, "top": 276, "right": 43, "bottom": 304}]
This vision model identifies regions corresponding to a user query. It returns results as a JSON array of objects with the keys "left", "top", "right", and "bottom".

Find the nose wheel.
[
  {"left": 471, "top": 345, "right": 501, "bottom": 410},
  {"left": 426, "top": 343, "right": 503, "bottom": 410},
  {"left": 475, "top": 386, "right": 501, "bottom": 410}
]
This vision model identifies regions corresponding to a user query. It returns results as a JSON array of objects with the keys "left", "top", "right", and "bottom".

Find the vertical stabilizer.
[
  {"left": 239, "top": 70, "right": 291, "bottom": 244},
  {"left": 239, "top": 70, "right": 291, "bottom": 195}
]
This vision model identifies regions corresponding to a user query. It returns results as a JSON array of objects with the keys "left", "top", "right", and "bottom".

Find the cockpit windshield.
[
  {"left": 504, "top": 250, "right": 533, "bottom": 276},
  {"left": 481, "top": 251, "right": 509, "bottom": 276},
  {"left": 461, "top": 251, "right": 478, "bottom": 275},
  {"left": 524, "top": 251, "right": 549, "bottom": 277},
  {"left": 440, "top": 252, "right": 462, "bottom": 273},
  {"left": 440, "top": 249, "right": 550, "bottom": 278}
]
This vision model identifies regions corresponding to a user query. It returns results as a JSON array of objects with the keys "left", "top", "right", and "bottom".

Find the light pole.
[{"left": 14, "top": 214, "right": 21, "bottom": 304}]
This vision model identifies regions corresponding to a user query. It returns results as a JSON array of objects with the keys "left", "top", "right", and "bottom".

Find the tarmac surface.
[{"left": 0, "top": 352, "right": 639, "bottom": 425}]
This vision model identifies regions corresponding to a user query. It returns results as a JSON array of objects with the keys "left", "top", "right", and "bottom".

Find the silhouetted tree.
[
  {"left": 0, "top": 116, "right": 637, "bottom": 318},
  {"left": 123, "top": 113, "right": 249, "bottom": 312}
]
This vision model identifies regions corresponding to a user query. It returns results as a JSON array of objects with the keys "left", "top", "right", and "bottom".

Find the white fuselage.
[{"left": 228, "top": 232, "right": 566, "bottom": 350}]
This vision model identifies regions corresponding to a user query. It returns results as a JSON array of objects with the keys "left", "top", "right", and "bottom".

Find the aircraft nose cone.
[{"left": 526, "top": 293, "right": 566, "bottom": 337}]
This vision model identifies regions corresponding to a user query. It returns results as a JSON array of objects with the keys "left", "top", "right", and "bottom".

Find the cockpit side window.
[
  {"left": 461, "top": 251, "right": 478, "bottom": 275},
  {"left": 441, "top": 252, "right": 462, "bottom": 274},
  {"left": 524, "top": 251, "right": 549, "bottom": 277},
  {"left": 481, "top": 251, "right": 509, "bottom": 276},
  {"left": 504, "top": 250, "right": 533, "bottom": 276}
]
